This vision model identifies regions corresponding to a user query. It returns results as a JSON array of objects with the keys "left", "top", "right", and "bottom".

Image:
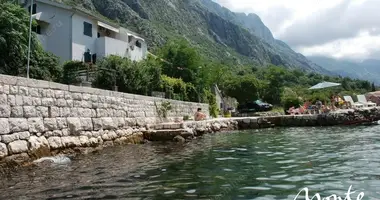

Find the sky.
[{"left": 213, "top": 0, "right": 380, "bottom": 60}]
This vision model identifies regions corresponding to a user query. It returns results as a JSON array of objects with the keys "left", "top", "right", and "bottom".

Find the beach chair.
[
  {"left": 343, "top": 96, "right": 364, "bottom": 109},
  {"left": 357, "top": 95, "right": 377, "bottom": 107}
]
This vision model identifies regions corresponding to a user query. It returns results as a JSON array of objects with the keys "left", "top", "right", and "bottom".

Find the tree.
[
  {"left": 159, "top": 39, "right": 201, "bottom": 83},
  {"left": 372, "top": 82, "right": 376, "bottom": 92},
  {"left": 224, "top": 74, "right": 261, "bottom": 103},
  {"left": 92, "top": 55, "right": 162, "bottom": 95},
  {"left": 0, "top": 1, "right": 61, "bottom": 81}
]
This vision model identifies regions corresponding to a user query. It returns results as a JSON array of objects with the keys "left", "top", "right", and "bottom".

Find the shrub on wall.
[
  {"left": 205, "top": 89, "right": 219, "bottom": 118},
  {"left": 61, "top": 61, "right": 88, "bottom": 85},
  {"left": 280, "top": 87, "right": 303, "bottom": 110},
  {"left": 92, "top": 55, "right": 161, "bottom": 95}
]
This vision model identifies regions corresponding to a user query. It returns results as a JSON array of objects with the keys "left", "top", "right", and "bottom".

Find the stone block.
[
  {"left": 0, "top": 105, "right": 11, "bottom": 117},
  {"left": 48, "top": 107, "right": 60, "bottom": 118},
  {"left": 15, "top": 95, "right": 23, "bottom": 106},
  {"left": 90, "top": 95, "right": 98, "bottom": 102},
  {"left": 59, "top": 107, "right": 71, "bottom": 117},
  {"left": 56, "top": 118, "right": 67, "bottom": 129},
  {"left": 45, "top": 130, "right": 62, "bottom": 137},
  {"left": 0, "top": 142, "right": 8, "bottom": 158},
  {"left": 11, "top": 106, "right": 23, "bottom": 117},
  {"left": 41, "top": 98, "right": 54, "bottom": 107},
  {"left": 19, "top": 86, "right": 28, "bottom": 96},
  {"left": 9, "top": 118, "right": 28, "bottom": 133},
  {"left": 49, "top": 82, "right": 68, "bottom": 91},
  {"left": 81, "top": 108, "right": 92, "bottom": 118},
  {"left": 56, "top": 99, "right": 67, "bottom": 107},
  {"left": 2, "top": 85, "right": 9, "bottom": 94},
  {"left": 7, "top": 95, "right": 15, "bottom": 106},
  {"left": 44, "top": 118, "right": 58, "bottom": 131},
  {"left": 0, "top": 118, "right": 9, "bottom": 135},
  {"left": 73, "top": 100, "right": 82, "bottom": 107},
  {"left": 80, "top": 118, "right": 93, "bottom": 131},
  {"left": 0, "top": 94, "right": 7, "bottom": 105},
  {"left": 22, "top": 96, "right": 33, "bottom": 106},
  {"left": 29, "top": 88, "right": 39, "bottom": 97},
  {"left": 23, "top": 106, "right": 37, "bottom": 118},
  {"left": 101, "top": 117, "right": 116, "bottom": 130},
  {"left": 45, "top": 89, "right": 55, "bottom": 98},
  {"left": 32, "top": 97, "right": 41, "bottom": 106},
  {"left": 28, "top": 118, "right": 45, "bottom": 133},
  {"left": 55, "top": 90, "right": 65, "bottom": 99},
  {"left": 2, "top": 133, "right": 19, "bottom": 144},
  {"left": 79, "top": 136, "right": 90, "bottom": 146},
  {"left": 82, "top": 94, "right": 91, "bottom": 101},
  {"left": 67, "top": 117, "right": 82, "bottom": 134},
  {"left": 61, "top": 136, "right": 80, "bottom": 147},
  {"left": 108, "top": 131, "right": 117, "bottom": 140},
  {"left": 8, "top": 140, "right": 28, "bottom": 154},
  {"left": 28, "top": 136, "right": 49, "bottom": 152},
  {"left": 36, "top": 106, "right": 49, "bottom": 117},
  {"left": 92, "top": 118, "right": 102, "bottom": 131},
  {"left": 115, "top": 117, "right": 125, "bottom": 128},
  {"left": 9, "top": 85, "right": 18, "bottom": 95},
  {"left": 72, "top": 93, "right": 82, "bottom": 100},
  {"left": 18, "top": 131, "right": 30, "bottom": 140},
  {"left": 48, "top": 137, "right": 63, "bottom": 149}
]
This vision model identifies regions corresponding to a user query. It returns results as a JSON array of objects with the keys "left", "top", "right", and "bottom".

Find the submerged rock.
[
  {"left": 33, "top": 155, "right": 71, "bottom": 165},
  {"left": 173, "top": 135, "right": 185, "bottom": 143}
]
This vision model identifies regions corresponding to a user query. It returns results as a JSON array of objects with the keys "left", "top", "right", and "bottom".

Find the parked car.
[{"left": 237, "top": 100, "right": 273, "bottom": 113}]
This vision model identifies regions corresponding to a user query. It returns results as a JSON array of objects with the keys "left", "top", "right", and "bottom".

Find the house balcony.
[{"left": 95, "top": 36, "right": 129, "bottom": 60}]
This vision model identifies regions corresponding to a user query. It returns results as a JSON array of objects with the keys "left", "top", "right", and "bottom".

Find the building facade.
[{"left": 21, "top": 0, "right": 148, "bottom": 64}]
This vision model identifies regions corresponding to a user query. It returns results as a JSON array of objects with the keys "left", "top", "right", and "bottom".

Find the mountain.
[
  {"left": 308, "top": 56, "right": 380, "bottom": 84},
  {"left": 52, "top": 0, "right": 331, "bottom": 74}
]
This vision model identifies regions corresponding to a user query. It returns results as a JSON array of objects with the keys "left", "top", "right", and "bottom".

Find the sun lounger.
[
  {"left": 357, "top": 95, "right": 376, "bottom": 107},
  {"left": 343, "top": 96, "right": 364, "bottom": 109}
]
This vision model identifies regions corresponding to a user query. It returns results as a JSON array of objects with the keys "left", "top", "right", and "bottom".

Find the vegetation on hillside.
[{"left": 0, "top": 2, "right": 375, "bottom": 118}]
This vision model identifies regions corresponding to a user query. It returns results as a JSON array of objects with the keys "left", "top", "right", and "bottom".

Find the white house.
[{"left": 21, "top": 0, "right": 148, "bottom": 64}]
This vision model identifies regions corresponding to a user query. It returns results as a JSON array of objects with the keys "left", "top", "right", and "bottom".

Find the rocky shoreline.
[{"left": 1, "top": 107, "right": 380, "bottom": 172}]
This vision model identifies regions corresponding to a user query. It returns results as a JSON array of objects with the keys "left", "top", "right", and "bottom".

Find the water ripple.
[{"left": 0, "top": 126, "right": 379, "bottom": 199}]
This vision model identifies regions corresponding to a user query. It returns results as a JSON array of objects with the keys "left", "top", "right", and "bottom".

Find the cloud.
[
  {"left": 212, "top": 0, "right": 380, "bottom": 60},
  {"left": 298, "top": 31, "right": 380, "bottom": 60}
]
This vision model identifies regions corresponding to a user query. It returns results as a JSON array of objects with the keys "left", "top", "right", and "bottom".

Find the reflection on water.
[{"left": 1, "top": 126, "right": 380, "bottom": 199}]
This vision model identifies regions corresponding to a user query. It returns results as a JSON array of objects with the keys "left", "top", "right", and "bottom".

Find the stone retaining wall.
[{"left": 0, "top": 74, "right": 209, "bottom": 162}]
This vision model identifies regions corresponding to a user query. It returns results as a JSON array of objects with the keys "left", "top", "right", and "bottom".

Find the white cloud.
[
  {"left": 299, "top": 31, "right": 380, "bottom": 60},
  {"left": 213, "top": 0, "right": 380, "bottom": 60}
]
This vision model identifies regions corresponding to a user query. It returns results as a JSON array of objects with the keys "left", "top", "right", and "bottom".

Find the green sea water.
[{"left": 1, "top": 126, "right": 379, "bottom": 199}]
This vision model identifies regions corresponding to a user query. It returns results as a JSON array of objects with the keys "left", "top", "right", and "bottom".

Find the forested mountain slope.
[{"left": 53, "top": 0, "right": 331, "bottom": 74}]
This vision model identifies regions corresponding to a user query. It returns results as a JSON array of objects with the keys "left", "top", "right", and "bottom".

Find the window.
[
  {"left": 28, "top": 3, "right": 37, "bottom": 14},
  {"left": 136, "top": 40, "right": 142, "bottom": 48},
  {"left": 128, "top": 36, "right": 133, "bottom": 42},
  {"left": 83, "top": 22, "right": 92, "bottom": 37}
]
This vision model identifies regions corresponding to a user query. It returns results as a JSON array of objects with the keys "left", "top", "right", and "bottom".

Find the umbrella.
[{"left": 309, "top": 81, "right": 341, "bottom": 90}]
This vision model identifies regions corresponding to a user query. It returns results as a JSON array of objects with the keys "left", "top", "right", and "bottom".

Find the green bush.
[
  {"left": 0, "top": 2, "right": 61, "bottom": 81},
  {"left": 281, "top": 87, "right": 303, "bottom": 110},
  {"left": 204, "top": 90, "right": 219, "bottom": 118},
  {"left": 92, "top": 55, "right": 161, "bottom": 95},
  {"left": 61, "top": 61, "right": 87, "bottom": 85}
]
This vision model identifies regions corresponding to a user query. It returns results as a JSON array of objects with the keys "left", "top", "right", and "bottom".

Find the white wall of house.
[
  {"left": 25, "top": 0, "right": 148, "bottom": 64},
  {"left": 130, "top": 40, "right": 147, "bottom": 61},
  {"left": 27, "top": 1, "right": 72, "bottom": 63},
  {"left": 96, "top": 37, "right": 128, "bottom": 59},
  {"left": 71, "top": 13, "right": 98, "bottom": 61}
]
